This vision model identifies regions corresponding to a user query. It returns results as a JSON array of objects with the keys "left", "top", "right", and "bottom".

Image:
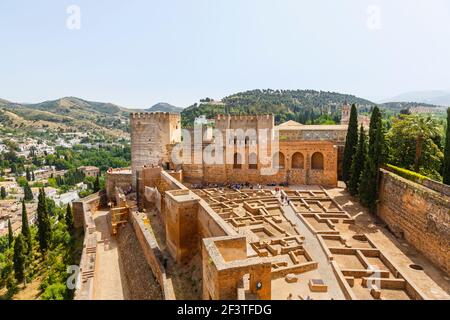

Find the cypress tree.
[
  {"left": 23, "top": 182, "right": 33, "bottom": 201},
  {"left": 343, "top": 104, "right": 359, "bottom": 184},
  {"left": 21, "top": 199, "right": 32, "bottom": 253},
  {"left": 93, "top": 175, "right": 100, "bottom": 192},
  {"left": 25, "top": 167, "right": 31, "bottom": 181},
  {"left": 31, "top": 171, "right": 35, "bottom": 181},
  {"left": 443, "top": 108, "right": 450, "bottom": 185},
  {"left": 66, "top": 203, "right": 74, "bottom": 232},
  {"left": 8, "top": 219, "right": 13, "bottom": 248},
  {"left": 1, "top": 186, "right": 6, "bottom": 199},
  {"left": 348, "top": 125, "right": 367, "bottom": 196},
  {"left": 359, "top": 107, "right": 385, "bottom": 212},
  {"left": 37, "top": 188, "right": 51, "bottom": 252},
  {"left": 13, "top": 234, "right": 26, "bottom": 283}
]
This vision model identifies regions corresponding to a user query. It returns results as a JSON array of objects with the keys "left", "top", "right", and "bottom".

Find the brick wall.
[{"left": 378, "top": 169, "right": 450, "bottom": 274}]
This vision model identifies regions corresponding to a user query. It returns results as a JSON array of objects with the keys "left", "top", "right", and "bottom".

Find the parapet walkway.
[
  {"left": 281, "top": 201, "right": 346, "bottom": 300},
  {"left": 92, "top": 209, "right": 129, "bottom": 299}
]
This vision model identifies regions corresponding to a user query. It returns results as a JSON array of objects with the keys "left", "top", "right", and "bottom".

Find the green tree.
[
  {"left": 25, "top": 167, "right": 31, "bottom": 181},
  {"left": 65, "top": 203, "right": 74, "bottom": 232},
  {"left": 0, "top": 186, "right": 6, "bottom": 199},
  {"left": 387, "top": 115, "right": 443, "bottom": 180},
  {"left": 359, "top": 107, "right": 385, "bottom": 212},
  {"left": 348, "top": 125, "right": 367, "bottom": 196},
  {"left": 13, "top": 234, "right": 26, "bottom": 283},
  {"left": 93, "top": 175, "right": 100, "bottom": 192},
  {"left": 23, "top": 182, "right": 33, "bottom": 201},
  {"left": 443, "top": 108, "right": 450, "bottom": 185},
  {"left": 343, "top": 104, "right": 358, "bottom": 183},
  {"left": 8, "top": 219, "right": 13, "bottom": 248},
  {"left": 408, "top": 116, "right": 442, "bottom": 172},
  {"left": 37, "top": 188, "right": 51, "bottom": 252},
  {"left": 41, "top": 283, "right": 67, "bottom": 300},
  {"left": 31, "top": 170, "right": 35, "bottom": 181},
  {"left": 21, "top": 199, "right": 32, "bottom": 253}
]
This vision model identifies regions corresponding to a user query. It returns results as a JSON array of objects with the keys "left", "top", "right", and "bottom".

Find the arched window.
[
  {"left": 233, "top": 153, "right": 242, "bottom": 169},
  {"left": 272, "top": 152, "right": 285, "bottom": 169},
  {"left": 248, "top": 153, "right": 257, "bottom": 170},
  {"left": 311, "top": 152, "right": 324, "bottom": 170},
  {"left": 291, "top": 152, "right": 304, "bottom": 169}
]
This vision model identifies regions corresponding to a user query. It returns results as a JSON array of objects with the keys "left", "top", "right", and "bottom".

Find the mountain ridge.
[
  {"left": 146, "top": 102, "right": 183, "bottom": 113},
  {"left": 1, "top": 90, "right": 447, "bottom": 134},
  {"left": 381, "top": 90, "right": 450, "bottom": 106}
]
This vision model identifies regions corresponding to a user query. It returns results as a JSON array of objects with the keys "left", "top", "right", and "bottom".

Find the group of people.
[{"left": 279, "top": 191, "right": 292, "bottom": 206}]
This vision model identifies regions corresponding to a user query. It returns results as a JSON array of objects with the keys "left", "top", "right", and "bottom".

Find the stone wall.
[
  {"left": 73, "top": 192, "right": 105, "bottom": 300},
  {"left": 202, "top": 235, "right": 272, "bottom": 300},
  {"left": 105, "top": 168, "right": 132, "bottom": 202},
  {"left": 164, "top": 189, "right": 200, "bottom": 264},
  {"left": 422, "top": 178, "right": 450, "bottom": 198},
  {"left": 116, "top": 221, "right": 163, "bottom": 299},
  {"left": 197, "top": 200, "right": 236, "bottom": 239},
  {"left": 128, "top": 210, "right": 175, "bottom": 299},
  {"left": 182, "top": 140, "right": 338, "bottom": 186},
  {"left": 73, "top": 191, "right": 106, "bottom": 229},
  {"left": 130, "top": 112, "right": 181, "bottom": 190},
  {"left": 378, "top": 169, "right": 450, "bottom": 274}
]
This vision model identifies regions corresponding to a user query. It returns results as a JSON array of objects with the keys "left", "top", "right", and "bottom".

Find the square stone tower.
[
  {"left": 340, "top": 102, "right": 351, "bottom": 125},
  {"left": 130, "top": 112, "right": 181, "bottom": 190}
]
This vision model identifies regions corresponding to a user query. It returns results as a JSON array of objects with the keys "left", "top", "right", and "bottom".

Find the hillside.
[
  {"left": 382, "top": 90, "right": 450, "bottom": 106},
  {"left": 180, "top": 89, "right": 448, "bottom": 127},
  {"left": 1, "top": 91, "right": 446, "bottom": 135},
  {"left": 147, "top": 102, "right": 183, "bottom": 113},
  {"left": 380, "top": 101, "right": 447, "bottom": 112},
  {"left": 0, "top": 97, "right": 129, "bottom": 138},
  {"left": 181, "top": 89, "right": 375, "bottom": 126}
]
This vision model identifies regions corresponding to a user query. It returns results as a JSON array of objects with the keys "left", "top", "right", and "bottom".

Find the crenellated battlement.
[
  {"left": 216, "top": 114, "right": 273, "bottom": 121},
  {"left": 130, "top": 112, "right": 180, "bottom": 120}
]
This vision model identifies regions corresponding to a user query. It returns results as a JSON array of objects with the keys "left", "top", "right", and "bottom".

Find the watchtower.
[{"left": 130, "top": 112, "right": 181, "bottom": 190}]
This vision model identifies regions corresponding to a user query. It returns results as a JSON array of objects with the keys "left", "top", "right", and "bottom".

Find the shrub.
[{"left": 385, "top": 164, "right": 427, "bottom": 183}]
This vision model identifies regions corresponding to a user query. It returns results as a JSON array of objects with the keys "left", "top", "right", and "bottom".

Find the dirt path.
[{"left": 92, "top": 209, "right": 130, "bottom": 300}]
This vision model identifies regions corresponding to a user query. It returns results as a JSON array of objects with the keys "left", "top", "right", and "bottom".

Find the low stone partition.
[
  {"left": 197, "top": 200, "right": 236, "bottom": 239},
  {"left": 202, "top": 235, "right": 272, "bottom": 300},
  {"left": 378, "top": 169, "right": 450, "bottom": 274},
  {"left": 73, "top": 191, "right": 105, "bottom": 300},
  {"left": 129, "top": 210, "right": 176, "bottom": 299}
]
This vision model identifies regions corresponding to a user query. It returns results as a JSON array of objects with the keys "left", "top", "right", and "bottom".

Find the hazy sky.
[{"left": 1, "top": 0, "right": 449, "bottom": 108}]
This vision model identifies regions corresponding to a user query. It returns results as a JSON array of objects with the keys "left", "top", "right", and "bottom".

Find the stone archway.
[
  {"left": 311, "top": 152, "right": 324, "bottom": 170},
  {"left": 291, "top": 152, "right": 304, "bottom": 169}
]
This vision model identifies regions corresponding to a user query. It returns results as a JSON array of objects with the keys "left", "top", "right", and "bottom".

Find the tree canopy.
[{"left": 386, "top": 114, "right": 443, "bottom": 180}]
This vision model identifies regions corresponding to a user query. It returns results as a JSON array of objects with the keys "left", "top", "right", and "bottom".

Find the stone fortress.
[
  {"left": 130, "top": 112, "right": 346, "bottom": 187},
  {"left": 73, "top": 107, "right": 450, "bottom": 300}
]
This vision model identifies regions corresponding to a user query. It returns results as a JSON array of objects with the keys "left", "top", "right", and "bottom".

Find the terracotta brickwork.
[{"left": 182, "top": 140, "right": 338, "bottom": 186}]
